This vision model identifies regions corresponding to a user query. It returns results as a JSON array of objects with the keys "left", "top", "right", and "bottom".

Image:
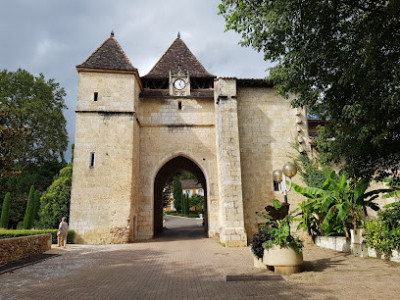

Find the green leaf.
[
  {"left": 273, "top": 199, "right": 283, "bottom": 209},
  {"left": 354, "top": 178, "right": 370, "bottom": 202}
]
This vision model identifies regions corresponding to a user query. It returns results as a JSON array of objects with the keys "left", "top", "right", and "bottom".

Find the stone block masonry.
[
  {"left": 215, "top": 78, "right": 247, "bottom": 246},
  {"left": 0, "top": 234, "right": 52, "bottom": 265},
  {"left": 70, "top": 35, "right": 308, "bottom": 245}
]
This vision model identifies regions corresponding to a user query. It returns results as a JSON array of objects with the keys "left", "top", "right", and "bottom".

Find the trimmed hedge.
[{"left": 0, "top": 229, "right": 75, "bottom": 244}]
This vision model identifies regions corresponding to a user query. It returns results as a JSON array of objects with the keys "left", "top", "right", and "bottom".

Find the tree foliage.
[
  {"left": 38, "top": 164, "right": 72, "bottom": 229},
  {"left": 293, "top": 171, "right": 392, "bottom": 237},
  {"left": 182, "top": 194, "right": 190, "bottom": 215},
  {"left": 219, "top": 1, "right": 400, "bottom": 179},
  {"left": 33, "top": 189, "right": 40, "bottom": 224},
  {"left": 0, "top": 192, "right": 11, "bottom": 229},
  {"left": 189, "top": 194, "right": 204, "bottom": 213},
  {"left": 173, "top": 177, "right": 183, "bottom": 213},
  {"left": 0, "top": 69, "right": 68, "bottom": 167},
  {"left": 0, "top": 110, "right": 27, "bottom": 180},
  {"left": 0, "top": 160, "right": 65, "bottom": 228},
  {"left": 23, "top": 185, "right": 35, "bottom": 229}
]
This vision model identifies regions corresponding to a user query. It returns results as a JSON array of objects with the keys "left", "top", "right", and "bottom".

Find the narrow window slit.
[
  {"left": 90, "top": 152, "right": 95, "bottom": 167},
  {"left": 94, "top": 92, "right": 98, "bottom": 101},
  {"left": 178, "top": 101, "right": 182, "bottom": 110}
]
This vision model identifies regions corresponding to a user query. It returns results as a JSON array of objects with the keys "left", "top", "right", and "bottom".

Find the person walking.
[{"left": 57, "top": 217, "right": 69, "bottom": 248}]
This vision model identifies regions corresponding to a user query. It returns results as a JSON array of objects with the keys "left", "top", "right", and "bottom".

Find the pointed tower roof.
[
  {"left": 77, "top": 32, "right": 137, "bottom": 73},
  {"left": 143, "top": 36, "right": 215, "bottom": 79}
]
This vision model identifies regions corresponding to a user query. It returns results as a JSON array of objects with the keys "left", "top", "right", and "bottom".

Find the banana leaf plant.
[{"left": 293, "top": 171, "right": 392, "bottom": 238}]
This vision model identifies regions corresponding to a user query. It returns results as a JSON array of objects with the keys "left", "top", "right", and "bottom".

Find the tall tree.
[
  {"left": 173, "top": 177, "right": 183, "bottom": 213},
  {"left": 32, "top": 189, "right": 41, "bottom": 224},
  {"left": 23, "top": 185, "right": 35, "bottom": 229},
  {"left": 0, "top": 69, "right": 68, "bottom": 168},
  {"left": 0, "top": 110, "right": 27, "bottom": 180},
  {"left": 0, "top": 192, "right": 11, "bottom": 229},
  {"left": 219, "top": 1, "right": 400, "bottom": 179}
]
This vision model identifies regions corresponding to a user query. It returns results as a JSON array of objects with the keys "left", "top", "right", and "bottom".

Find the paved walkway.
[{"left": 1, "top": 216, "right": 400, "bottom": 299}]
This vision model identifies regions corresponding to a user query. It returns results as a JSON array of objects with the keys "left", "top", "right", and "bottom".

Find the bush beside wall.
[{"left": 0, "top": 229, "right": 75, "bottom": 244}]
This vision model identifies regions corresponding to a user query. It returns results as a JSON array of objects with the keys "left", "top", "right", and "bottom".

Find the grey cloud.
[{"left": 0, "top": 0, "right": 270, "bottom": 161}]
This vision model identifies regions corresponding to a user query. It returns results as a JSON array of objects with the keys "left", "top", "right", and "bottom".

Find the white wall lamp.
[{"left": 272, "top": 162, "right": 298, "bottom": 203}]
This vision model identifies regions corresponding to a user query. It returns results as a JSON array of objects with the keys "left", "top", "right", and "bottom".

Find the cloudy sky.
[{"left": 0, "top": 0, "right": 272, "bottom": 160}]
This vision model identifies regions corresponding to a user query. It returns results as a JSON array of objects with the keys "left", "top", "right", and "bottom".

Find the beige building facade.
[{"left": 70, "top": 33, "right": 309, "bottom": 246}]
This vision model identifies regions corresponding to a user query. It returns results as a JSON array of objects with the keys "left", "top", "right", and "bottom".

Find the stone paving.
[{"left": 1, "top": 216, "right": 400, "bottom": 299}]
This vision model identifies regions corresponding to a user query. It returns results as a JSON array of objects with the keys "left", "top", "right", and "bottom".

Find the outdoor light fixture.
[{"left": 273, "top": 162, "right": 298, "bottom": 203}]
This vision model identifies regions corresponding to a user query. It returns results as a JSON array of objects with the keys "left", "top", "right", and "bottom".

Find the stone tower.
[{"left": 70, "top": 33, "right": 141, "bottom": 243}]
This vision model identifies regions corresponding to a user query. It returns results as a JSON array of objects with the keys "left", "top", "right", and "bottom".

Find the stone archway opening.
[{"left": 154, "top": 156, "right": 208, "bottom": 237}]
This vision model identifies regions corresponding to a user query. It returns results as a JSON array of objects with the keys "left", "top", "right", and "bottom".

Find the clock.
[{"left": 174, "top": 79, "right": 186, "bottom": 90}]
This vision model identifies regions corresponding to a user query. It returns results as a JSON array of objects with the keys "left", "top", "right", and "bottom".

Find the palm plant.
[{"left": 293, "top": 171, "right": 391, "bottom": 238}]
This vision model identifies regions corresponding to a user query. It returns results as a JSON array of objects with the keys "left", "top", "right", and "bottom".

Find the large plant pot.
[
  {"left": 253, "top": 255, "right": 267, "bottom": 269},
  {"left": 350, "top": 229, "right": 365, "bottom": 257},
  {"left": 263, "top": 245, "right": 303, "bottom": 275},
  {"left": 350, "top": 229, "right": 365, "bottom": 244}
]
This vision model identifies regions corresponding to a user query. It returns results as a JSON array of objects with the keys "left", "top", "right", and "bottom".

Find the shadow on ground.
[
  {"left": 0, "top": 254, "right": 60, "bottom": 275},
  {"left": 303, "top": 253, "right": 348, "bottom": 273},
  {"left": 151, "top": 215, "right": 207, "bottom": 242}
]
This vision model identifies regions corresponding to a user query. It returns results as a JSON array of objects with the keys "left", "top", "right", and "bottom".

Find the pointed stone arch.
[{"left": 153, "top": 155, "right": 208, "bottom": 235}]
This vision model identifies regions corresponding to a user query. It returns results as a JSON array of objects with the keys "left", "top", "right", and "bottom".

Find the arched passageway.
[{"left": 153, "top": 156, "right": 208, "bottom": 237}]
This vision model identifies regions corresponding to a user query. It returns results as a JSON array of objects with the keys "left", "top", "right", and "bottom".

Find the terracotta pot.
[{"left": 263, "top": 244, "right": 303, "bottom": 275}]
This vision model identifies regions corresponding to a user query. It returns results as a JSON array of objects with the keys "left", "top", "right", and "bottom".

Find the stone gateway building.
[{"left": 70, "top": 33, "right": 309, "bottom": 246}]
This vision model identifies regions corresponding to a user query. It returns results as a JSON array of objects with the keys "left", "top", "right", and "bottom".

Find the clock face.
[{"left": 174, "top": 79, "right": 186, "bottom": 90}]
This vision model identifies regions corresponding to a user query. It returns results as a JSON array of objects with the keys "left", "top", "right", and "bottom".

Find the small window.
[
  {"left": 94, "top": 92, "right": 98, "bottom": 101},
  {"left": 273, "top": 181, "right": 280, "bottom": 191},
  {"left": 178, "top": 101, "right": 182, "bottom": 110},
  {"left": 90, "top": 152, "right": 95, "bottom": 168}
]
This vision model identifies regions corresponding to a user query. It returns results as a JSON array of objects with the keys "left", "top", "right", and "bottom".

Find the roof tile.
[
  {"left": 143, "top": 37, "right": 215, "bottom": 79},
  {"left": 77, "top": 36, "right": 137, "bottom": 72}
]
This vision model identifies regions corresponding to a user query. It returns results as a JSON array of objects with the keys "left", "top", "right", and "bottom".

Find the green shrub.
[
  {"left": 39, "top": 165, "right": 72, "bottom": 228},
  {"left": 0, "top": 192, "right": 11, "bottom": 229},
  {"left": 23, "top": 186, "right": 35, "bottom": 229},
  {"left": 365, "top": 201, "right": 400, "bottom": 258},
  {"left": 0, "top": 229, "right": 75, "bottom": 244}
]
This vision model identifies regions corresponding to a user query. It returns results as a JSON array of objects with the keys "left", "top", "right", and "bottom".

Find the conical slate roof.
[
  {"left": 77, "top": 33, "right": 137, "bottom": 72},
  {"left": 143, "top": 36, "right": 215, "bottom": 79}
]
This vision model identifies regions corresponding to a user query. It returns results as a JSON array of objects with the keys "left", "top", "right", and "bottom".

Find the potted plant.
[
  {"left": 256, "top": 200, "right": 303, "bottom": 275},
  {"left": 250, "top": 229, "right": 270, "bottom": 269}
]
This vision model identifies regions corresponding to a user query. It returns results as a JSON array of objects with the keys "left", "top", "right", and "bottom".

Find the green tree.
[
  {"left": 33, "top": 189, "right": 40, "bottom": 224},
  {"left": 173, "top": 177, "right": 183, "bottom": 213},
  {"left": 38, "top": 164, "right": 72, "bottom": 228},
  {"left": 219, "top": 1, "right": 400, "bottom": 179},
  {"left": 0, "top": 160, "right": 66, "bottom": 228},
  {"left": 23, "top": 185, "right": 35, "bottom": 229},
  {"left": 0, "top": 110, "right": 27, "bottom": 180},
  {"left": 0, "top": 192, "right": 11, "bottom": 229},
  {"left": 189, "top": 194, "right": 204, "bottom": 213},
  {"left": 183, "top": 194, "right": 190, "bottom": 215},
  {"left": 0, "top": 69, "right": 68, "bottom": 167}
]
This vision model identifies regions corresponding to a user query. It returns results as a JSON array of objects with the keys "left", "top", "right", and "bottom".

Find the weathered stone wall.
[
  {"left": 214, "top": 79, "right": 247, "bottom": 246},
  {"left": 136, "top": 97, "right": 219, "bottom": 239},
  {"left": 71, "top": 71, "right": 312, "bottom": 245},
  {"left": 70, "top": 71, "right": 139, "bottom": 244},
  {"left": 237, "top": 87, "right": 308, "bottom": 242},
  {"left": 76, "top": 72, "right": 137, "bottom": 112},
  {"left": 0, "top": 234, "right": 52, "bottom": 265}
]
